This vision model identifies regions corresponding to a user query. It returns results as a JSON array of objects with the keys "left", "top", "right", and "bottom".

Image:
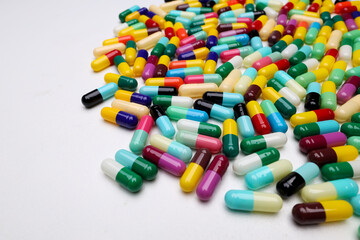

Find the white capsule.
[
  {"left": 285, "top": 79, "right": 306, "bottom": 99},
  {"left": 113, "top": 23, "right": 132, "bottom": 36},
  {"left": 228, "top": 56, "right": 243, "bottom": 69},
  {"left": 160, "top": 1, "right": 184, "bottom": 12},
  {"left": 149, "top": 4, "right": 167, "bottom": 18},
  {"left": 93, "top": 43, "right": 125, "bottom": 58},
  {"left": 339, "top": 45, "right": 352, "bottom": 62},
  {"left": 177, "top": 119, "right": 201, "bottom": 132},
  {"left": 278, "top": 87, "right": 301, "bottom": 106},
  {"left": 170, "top": 96, "right": 193, "bottom": 108},
  {"left": 303, "top": 58, "right": 319, "bottom": 71},
  {"left": 233, "top": 151, "right": 268, "bottom": 175},
  {"left": 264, "top": 6, "right": 278, "bottom": 19},
  {"left": 243, "top": 51, "right": 263, "bottom": 68},
  {"left": 281, "top": 44, "right": 300, "bottom": 60}
]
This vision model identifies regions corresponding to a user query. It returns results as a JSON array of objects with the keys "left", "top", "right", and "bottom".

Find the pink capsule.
[
  {"left": 142, "top": 55, "right": 159, "bottom": 81},
  {"left": 252, "top": 53, "right": 283, "bottom": 70},
  {"left": 234, "top": 17, "right": 252, "bottom": 25},
  {"left": 196, "top": 155, "right": 229, "bottom": 201},
  {"left": 184, "top": 75, "right": 210, "bottom": 84},
  {"left": 277, "top": 9, "right": 288, "bottom": 27},
  {"left": 176, "top": 131, "right": 222, "bottom": 153},
  {"left": 337, "top": 76, "right": 360, "bottom": 105},
  {"left": 299, "top": 132, "right": 347, "bottom": 154},
  {"left": 176, "top": 40, "right": 206, "bottom": 56},
  {"left": 202, "top": 12, "right": 219, "bottom": 19},
  {"left": 218, "top": 28, "right": 248, "bottom": 38}
]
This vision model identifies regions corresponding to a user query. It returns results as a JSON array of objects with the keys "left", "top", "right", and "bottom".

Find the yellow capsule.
[
  {"left": 204, "top": 59, "right": 217, "bottom": 74},
  {"left": 180, "top": 59, "right": 205, "bottom": 68},
  {"left": 131, "top": 28, "right": 152, "bottom": 41},
  {"left": 158, "top": 55, "right": 171, "bottom": 66},
  {"left": 160, "top": 1, "right": 184, "bottom": 13},
  {"left": 223, "top": 119, "right": 238, "bottom": 136},
  {"left": 208, "top": 28, "right": 218, "bottom": 38},
  {"left": 290, "top": 15, "right": 323, "bottom": 25},
  {"left": 152, "top": 15, "right": 165, "bottom": 29},
  {"left": 180, "top": 162, "right": 204, "bottom": 192},
  {"left": 333, "top": 146, "right": 359, "bottom": 162},
  {"left": 149, "top": 5, "right": 167, "bottom": 18},
  {"left": 245, "top": 0, "right": 254, "bottom": 4},
  {"left": 246, "top": 100, "right": 264, "bottom": 118},
  {"left": 282, "top": 35, "right": 294, "bottom": 45},
  {"left": 199, "top": 24, "right": 218, "bottom": 34},
  {"left": 318, "top": 25, "right": 332, "bottom": 40},
  {"left": 319, "top": 56, "right": 335, "bottom": 72},
  {"left": 101, "top": 107, "right": 120, "bottom": 124},
  {"left": 115, "top": 90, "right": 133, "bottom": 101},
  {"left": 169, "top": 36, "right": 180, "bottom": 47},
  {"left": 179, "top": 83, "right": 219, "bottom": 98},
  {"left": 353, "top": 50, "right": 360, "bottom": 67},
  {"left": 125, "top": 11, "right": 140, "bottom": 22},
  {"left": 322, "top": 0, "right": 335, "bottom": 12},
  {"left": 258, "top": 63, "right": 279, "bottom": 79},
  {"left": 174, "top": 22, "right": 185, "bottom": 32},
  {"left": 319, "top": 6, "right": 331, "bottom": 14},
  {"left": 91, "top": 56, "right": 111, "bottom": 72},
  {"left": 229, "top": 3, "right": 244, "bottom": 10},
  {"left": 137, "top": 32, "right": 165, "bottom": 50},
  {"left": 335, "top": 95, "right": 360, "bottom": 122},
  {"left": 334, "top": 20, "right": 348, "bottom": 34},
  {"left": 321, "top": 81, "right": 336, "bottom": 94},
  {"left": 257, "top": 15, "right": 268, "bottom": 26},
  {"left": 326, "top": 30, "right": 342, "bottom": 51},
  {"left": 203, "top": 18, "right": 219, "bottom": 26},
  {"left": 111, "top": 99, "right": 149, "bottom": 119},
  {"left": 125, "top": 47, "right": 136, "bottom": 66},
  {"left": 290, "top": 111, "right": 318, "bottom": 127},
  {"left": 219, "top": 69, "right": 241, "bottom": 92},
  {"left": 314, "top": 36, "right": 327, "bottom": 44},
  {"left": 213, "top": 3, "right": 228, "bottom": 12},
  {"left": 252, "top": 75, "right": 268, "bottom": 88},
  {"left": 294, "top": 1, "right": 307, "bottom": 10},
  {"left": 260, "top": 19, "right": 276, "bottom": 41},
  {"left": 293, "top": 24, "right": 308, "bottom": 41},
  {"left": 322, "top": 200, "right": 353, "bottom": 222},
  {"left": 194, "top": 47, "right": 210, "bottom": 60},
  {"left": 117, "top": 62, "right": 134, "bottom": 78},
  {"left": 188, "top": 1, "right": 202, "bottom": 7},
  {"left": 273, "top": 24, "right": 285, "bottom": 34},
  {"left": 289, "top": 0, "right": 300, "bottom": 4},
  {"left": 314, "top": 68, "right": 329, "bottom": 83},
  {"left": 93, "top": 43, "right": 125, "bottom": 58},
  {"left": 262, "top": 87, "right": 282, "bottom": 102},
  {"left": 133, "top": 54, "right": 148, "bottom": 77},
  {"left": 118, "top": 26, "right": 136, "bottom": 37},
  {"left": 331, "top": 60, "right": 347, "bottom": 72},
  {"left": 164, "top": 21, "right": 174, "bottom": 29}
]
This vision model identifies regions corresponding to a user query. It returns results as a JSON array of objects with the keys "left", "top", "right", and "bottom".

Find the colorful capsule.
[
  {"left": 180, "top": 31, "right": 207, "bottom": 47},
  {"left": 196, "top": 155, "right": 229, "bottom": 201},
  {"left": 290, "top": 108, "right": 335, "bottom": 127},
  {"left": 339, "top": 38, "right": 353, "bottom": 62},
  {"left": 211, "top": 42, "right": 244, "bottom": 57},
  {"left": 202, "top": 91, "right": 243, "bottom": 107},
  {"left": 81, "top": 83, "right": 118, "bottom": 108},
  {"left": 169, "top": 10, "right": 196, "bottom": 20},
  {"left": 246, "top": 100, "right": 272, "bottom": 135},
  {"left": 353, "top": 41, "right": 360, "bottom": 67},
  {"left": 164, "top": 15, "right": 192, "bottom": 29},
  {"left": 350, "top": 194, "right": 360, "bottom": 216},
  {"left": 169, "top": 59, "right": 205, "bottom": 70},
  {"left": 299, "top": 132, "right": 347, "bottom": 154},
  {"left": 215, "top": 56, "right": 243, "bottom": 79},
  {"left": 129, "top": 115, "right": 153, "bottom": 154},
  {"left": 268, "top": 24, "right": 284, "bottom": 47},
  {"left": 192, "top": 12, "right": 219, "bottom": 22},
  {"left": 146, "top": 11, "right": 165, "bottom": 29},
  {"left": 260, "top": 100, "right": 288, "bottom": 133},
  {"left": 243, "top": 47, "right": 272, "bottom": 68},
  {"left": 152, "top": 95, "right": 192, "bottom": 109},
  {"left": 153, "top": 37, "right": 180, "bottom": 77},
  {"left": 220, "top": 46, "right": 254, "bottom": 62},
  {"left": 272, "top": 35, "right": 294, "bottom": 53},
  {"left": 203, "top": 52, "right": 218, "bottom": 74},
  {"left": 225, "top": 190, "right": 283, "bottom": 213},
  {"left": 166, "top": 67, "right": 203, "bottom": 79},
  {"left": 240, "top": 132, "right": 287, "bottom": 154},
  {"left": 305, "top": 82, "right": 321, "bottom": 111},
  {"left": 133, "top": 49, "right": 148, "bottom": 77},
  {"left": 245, "top": 159, "right": 293, "bottom": 190},
  {"left": 321, "top": 81, "right": 337, "bottom": 110},
  {"left": 139, "top": 86, "right": 178, "bottom": 98},
  {"left": 337, "top": 76, "right": 360, "bottom": 105},
  {"left": 114, "top": 55, "right": 134, "bottom": 78},
  {"left": 142, "top": 55, "right": 159, "bottom": 80},
  {"left": 164, "top": 21, "right": 176, "bottom": 39},
  {"left": 289, "top": 45, "right": 312, "bottom": 66},
  {"left": 184, "top": 74, "right": 222, "bottom": 86},
  {"left": 119, "top": 5, "right": 140, "bottom": 22},
  {"left": 273, "top": 70, "right": 306, "bottom": 99},
  {"left": 292, "top": 200, "right": 353, "bottom": 225},
  {"left": 193, "top": 99, "right": 234, "bottom": 122},
  {"left": 145, "top": 77, "right": 184, "bottom": 89},
  {"left": 91, "top": 49, "right": 121, "bottom": 72},
  {"left": 218, "top": 28, "right": 248, "bottom": 39},
  {"left": 305, "top": 22, "right": 321, "bottom": 45},
  {"left": 321, "top": 160, "right": 360, "bottom": 181},
  {"left": 177, "top": 119, "right": 221, "bottom": 138},
  {"left": 150, "top": 134, "right": 192, "bottom": 162},
  {"left": 100, "top": 107, "right": 138, "bottom": 129},
  {"left": 178, "top": 83, "right": 219, "bottom": 98},
  {"left": 262, "top": 87, "right": 297, "bottom": 119},
  {"left": 293, "top": 120, "right": 340, "bottom": 140},
  {"left": 125, "top": 7, "right": 148, "bottom": 22},
  {"left": 243, "top": 75, "right": 267, "bottom": 102},
  {"left": 258, "top": 59, "right": 290, "bottom": 80},
  {"left": 174, "top": 22, "right": 188, "bottom": 40},
  {"left": 93, "top": 43, "right": 125, "bottom": 58},
  {"left": 267, "top": 78, "right": 301, "bottom": 106},
  {"left": 281, "top": 39, "right": 304, "bottom": 60},
  {"left": 233, "top": 103, "right": 255, "bottom": 138},
  {"left": 176, "top": 130, "right": 222, "bottom": 153},
  {"left": 252, "top": 52, "right": 282, "bottom": 72},
  {"left": 206, "top": 29, "right": 219, "bottom": 49},
  {"left": 114, "top": 19, "right": 140, "bottom": 36},
  {"left": 115, "top": 149, "right": 157, "bottom": 181},
  {"left": 111, "top": 99, "right": 149, "bottom": 119},
  {"left": 341, "top": 122, "right": 360, "bottom": 137},
  {"left": 101, "top": 158, "right": 142, "bottom": 192},
  {"left": 142, "top": 145, "right": 186, "bottom": 176},
  {"left": 311, "top": 36, "right": 327, "bottom": 60},
  {"left": 138, "top": 33, "right": 165, "bottom": 50},
  {"left": 176, "top": 40, "right": 206, "bottom": 56},
  {"left": 150, "top": 105, "right": 175, "bottom": 139},
  {"left": 337, "top": 95, "right": 360, "bottom": 123},
  {"left": 259, "top": 19, "right": 276, "bottom": 41},
  {"left": 178, "top": 47, "right": 210, "bottom": 61},
  {"left": 102, "top": 35, "right": 135, "bottom": 46},
  {"left": 166, "top": 106, "right": 209, "bottom": 122},
  {"left": 234, "top": 67, "right": 257, "bottom": 94},
  {"left": 115, "top": 90, "right": 151, "bottom": 107},
  {"left": 124, "top": 40, "right": 137, "bottom": 66},
  {"left": 222, "top": 119, "right": 239, "bottom": 158},
  {"left": 301, "top": 179, "right": 359, "bottom": 202},
  {"left": 295, "top": 68, "right": 329, "bottom": 89},
  {"left": 352, "top": 113, "right": 360, "bottom": 123},
  {"left": 288, "top": 58, "right": 319, "bottom": 79},
  {"left": 319, "top": 49, "right": 338, "bottom": 72},
  {"left": 218, "top": 69, "right": 240, "bottom": 92},
  {"left": 277, "top": 162, "right": 320, "bottom": 198}
]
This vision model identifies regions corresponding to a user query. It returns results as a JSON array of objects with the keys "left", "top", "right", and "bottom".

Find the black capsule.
[
  {"left": 276, "top": 172, "right": 306, "bottom": 198},
  {"left": 193, "top": 99, "right": 214, "bottom": 116},
  {"left": 150, "top": 105, "right": 166, "bottom": 121},
  {"left": 233, "top": 103, "right": 249, "bottom": 119},
  {"left": 158, "top": 86, "right": 178, "bottom": 96},
  {"left": 304, "top": 92, "right": 321, "bottom": 111}
]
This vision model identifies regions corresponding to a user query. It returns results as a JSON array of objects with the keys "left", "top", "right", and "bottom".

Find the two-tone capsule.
[
  {"left": 299, "top": 132, "right": 347, "bottom": 154},
  {"left": 194, "top": 99, "right": 234, "bottom": 122},
  {"left": 100, "top": 107, "right": 138, "bottom": 129},
  {"left": 166, "top": 106, "right": 209, "bottom": 122},
  {"left": 260, "top": 100, "right": 288, "bottom": 133},
  {"left": 115, "top": 90, "right": 152, "bottom": 107},
  {"left": 129, "top": 115, "right": 153, "bottom": 154},
  {"left": 176, "top": 130, "right": 222, "bottom": 153},
  {"left": 246, "top": 100, "right": 272, "bottom": 135},
  {"left": 240, "top": 132, "right": 287, "bottom": 154},
  {"left": 233, "top": 103, "right": 255, "bottom": 138},
  {"left": 152, "top": 95, "right": 193, "bottom": 109},
  {"left": 222, "top": 119, "right": 239, "bottom": 158},
  {"left": 293, "top": 120, "right": 340, "bottom": 140},
  {"left": 308, "top": 145, "right": 359, "bottom": 167},
  {"left": 81, "top": 83, "right": 118, "bottom": 108},
  {"left": 150, "top": 105, "right": 176, "bottom": 138},
  {"left": 290, "top": 108, "right": 335, "bottom": 127},
  {"left": 176, "top": 119, "right": 221, "bottom": 138},
  {"left": 321, "top": 161, "right": 360, "bottom": 181}
]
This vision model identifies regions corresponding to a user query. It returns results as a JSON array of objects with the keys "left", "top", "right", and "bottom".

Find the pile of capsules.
[{"left": 82, "top": 0, "right": 360, "bottom": 230}]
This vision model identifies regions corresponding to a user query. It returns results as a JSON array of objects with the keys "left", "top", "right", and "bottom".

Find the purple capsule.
[
  {"left": 337, "top": 76, "right": 360, "bottom": 105},
  {"left": 277, "top": 9, "right": 288, "bottom": 27},
  {"left": 176, "top": 40, "right": 206, "bottom": 56},
  {"left": 142, "top": 55, "right": 158, "bottom": 81},
  {"left": 218, "top": 28, "right": 248, "bottom": 38},
  {"left": 138, "top": 7, "right": 148, "bottom": 15},
  {"left": 284, "top": 19, "right": 297, "bottom": 36},
  {"left": 342, "top": 13, "right": 358, "bottom": 31},
  {"left": 206, "top": 51, "right": 218, "bottom": 62}
]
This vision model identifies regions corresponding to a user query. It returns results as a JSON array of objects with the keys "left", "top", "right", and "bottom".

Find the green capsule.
[
  {"left": 345, "top": 66, "right": 360, "bottom": 79},
  {"left": 246, "top": 3, "right": 255, "bottom": 12},
  {"left": 341, "top": 122, "right": 360, "bottom": 137},
  {"left": 320, "top": 11, "right": 331, "bottom": 22},
  {"left": 305, "top": 22, "right": 321, "bottom": 45},
  {"left": 151, "top": 37, "right": 169, "bottom": 58},
  {"left": 348, "top": 136, "right": 360, "bottom": 152},
  {"left": 289, "top": 45, "right": 312, "bottom": 66},
  {"left": 343, "top": 30, "right": 360, "bottom": 41},
  {"left": 215, "top": 55, "right": 243, "bottom": 79},
  {"left": 166, "top": 106, "right": 209, "bottom": 122},
  {"left": 352, "top": 113, "right": 360, "bottom": 123},
  {"left": 177, "top": 119, "right": 222, "bottom": 138},
  {"left": 223, "top": 119, "right": 239, "bottom": 158},
  {"left": 320, "top": 81, "right": 337, "bottom": 110},
  {"left": 357, "top": 87, "right": 360, "bottom": 95},
  {"left": 328, "top": 61, "right": 347, "bottom": 87},
  {"left": 240, "top": 132, "right": 287, "bottom": 154},
  {"left": 311, "top": 42, "right": 326, "bottom": 60},
  {"left": 105, "top": 73, "right": 138, "bottom": 91},
  {"left": 272, "top": 39, "right": 288, "bottom": 53},
  {"left": 293, "top": 120, "right": 340, "bottom": 140},
  {"left": 321, "top": 161, "right": 360, "bottom": 181},
  {"left": 187, "top": 26, "right": 206, "bottom": 35}
]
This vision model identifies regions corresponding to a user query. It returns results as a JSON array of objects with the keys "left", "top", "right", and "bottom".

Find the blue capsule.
[
  {"left": 206, "top": 33, "right": 218, "bottom": 49},
  {"left": 250, "top": 36, "right": 263, "bottom": 51},
  {"left": 260, "top": 100, "right": 288, "bottom": 133},
  {"left": 150, "top": 105, "right": 175, "bottom": 138},
  {"left": 139, "top": 86, "right": 178, "bottom": 98},
  {"left": 206, "top": 51, "right": 218, "bottom": 62},
  {"left": 82, "top": 82, "right": 118, "bottom": 108},
  {"left": 166, "top": 67, "right": 203, "bottom": 79},
  {"left": 166, "top": 106, "right": 209, "bottom": 122},
  {"left": 233, "top": 103, "right": 255, "bottom": 138},
  {"left": 350, "top": 194, "right": 360, "bottom": 215},
  {"left": 194, "top": 99, "right": 234, "bottom": 122}
]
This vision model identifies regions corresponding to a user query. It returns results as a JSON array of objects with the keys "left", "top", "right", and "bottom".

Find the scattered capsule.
[
  {"left": 203, "top": 91, "right": 243, "bottom": 107},
  {"left": 272, "top": 35, "right": 294, "bottom": 53},
  {"left": 305, "top": 22, "right": 321, "bottom": 45},
  {"left": 311, "top": 36, "right": 327, "bottom": 60},
  {"left": 268, "top": 24, "right": 284, "bottom": 47},
  {"left": 164, "top": 21, "right": 176, "bottom": 39},
  {"left": 341, "top": 122, "right": 360, "bottom": 137},
  {"left": 150, "top": 134, "right": 192, "bottom": 163},
  {"left": 81, "top": 82, "right": 118, "bottom": 108},
  {"left": 166, "top": 67, "right": 203, "bottom": 79},
  {"left": 288, "top": 58, "right": 319, "bottom": 79},
  {"left": 309, "top": 145, "right": 359, "bottom": 168},
  {"left": 166, "top": 106, "right": 209, "bottom": 122},
  {"left": 350, "top": 194, "right": 360, "bottom": 216},
  {"left": 301, "top": 179, "right": 359, "bottom": 202},
  {"left": 262, "top": 87, "right": 297, "bottom": 119},
  {"left": 125, "top": 7, "right": 148, "bottom": 22},
  {"left": 111, "top": 99, "right": 149, "bottom": 119},
  {"left": 289, "top": 45, "right": 312, "bottom": 66},
  {"left": 114, "top": 55, "right": 134, "bottom": 78},
  {"left": 234, "top": 67, "right": 257, "bottom": 95},
  {"left": 292, "top": 200, "right": 353, "bottom": 225},
  {"left": 337, "top": 76, "right": 360, "bottom": 105},
  {"left": 348, "top": 136, "right": 360, "bottom": 152},
  {"left": 304, "top": 82, "right": 321, "bottom": 111},
  {"left": 196, "top": 155, "right": 229, "bottom": 201},
  {"left": 245, "top": 159, "right": 293, "bottom": 190},
  {"left": 139, "top": 86, "right": 178, "bottom": 98},
  {"left": 260, "top": 100, "right": 288, "bottom": 133},
  {"left": 129, "top": 115, "right": 153, "bottom": 154},
  {"left": 115, "top": 90, "right": 152, "bottom": 107},
  {"left": 91, "top": 49, "right": 121, "bottom": 72},
  {"left": 252, "top": 52, "right": 282, "bottom": 71},
  {"left": 267, "top": 78, "right": 301, "bottom": 106},
  {"left": 93, "top": 43, "right": 125, "bottom": 58},
  {"left": 243, "top": 75, "right": 268, "bottom": 102},
  {"left": 233, "top": 103, "right": 255, "bottom": 138},
  {"left": 184, "top": 75, "right": 222, "bottom": 87},
  {"left": 243, "top": 47, "right": 272, "bottom": 68},
  {"left": 293, "top": 120, "right": 340, "bottom": 140},
  {"left": 153, "top": 95, "right": 192, "bottom": 109},
  {"left": 247, "top": 100, "right": 272, "bottom": 135},
  {"left": 222, "top": 119, "right": 239, "bottom": 158},
  {"left": 100, "top": 107, "right": 138, "bottom": 129},
  {"left": 319, "top": 49, "right": 338, "bottom": 72},
  {"left": 216, "top": 56, "right": 243, "bottom": 79},
  {"left": 320, "top": 81, "right": 337, "bottom": 110},
  {"left": 177, "top": 119, "right": 221, "bottom": 138},
  {"left": 142, "top": 145, "right": 186, "bottom": 176},
  {"left": 164, "top": 15, "right": 192, "bottom": 29},
  {"left": 290, "top": 109, "right": 335, "bottom": 127},
  {"left": 194, "top": 99, "right": 234, "bottom": 122},
  {"left": 101, "top": 158, "right": 142, "bottom": 192},
  {"left": 150, "top": 105, "right": 175, "bottom": 139},
  {"left": 114, "top": 19, "right": 140, "bottom": 36},
  {"left": 125, "top": 40, "right": 136, "bottom": 66},
  {"left": 203, "top": 52, "right": 218, "bottom": 74},
  {"left": 176, "top": 40, "right": 206, "bottom": 56},
  {"left": 119, "top": 5, "right": 140, "bottom": 23},
  {"left": 352, "top": 113, "right": 360, "bottom": 123},
  {"left": 335, "top": 95, "right": 360, "bottom": 123},
  {"left": 321, "top": 161, "right": 360, "bottom": 181},
  {"left": 258, "top": 59, "right": 290, "bottom": 80},
  {"left": 169, "top": 59, "right": 205, "bottom": 70},
  {"left": 145, "top": 77, "right": 184, "bottom": 89},
  {"left": 180, "top": 148, "right": 212, "bottom": 192},
  {"left": 146, "top": 11, "right": 165, "bottom": 29},
  {"left": 176, "top": 130, "right": 222, "bottom": 153},
  {"left": 299, "top": 132, "right": 347, "bottom": 154},
  {"left": 169, "top": 10, "right": 196, "bottom": 20},
  {"left": 339, "top": 38, "right": 352, "bottom": 63},
  {"left": 142, "top": 55, "right": 159, "bottom": 80},
  {"left": 133, "top": 49, "right": 149, "bottom": 77}
]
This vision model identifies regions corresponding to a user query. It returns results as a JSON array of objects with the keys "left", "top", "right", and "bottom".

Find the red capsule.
[{"left": 282, "top": 2, "right": 294, "bottom": 11}]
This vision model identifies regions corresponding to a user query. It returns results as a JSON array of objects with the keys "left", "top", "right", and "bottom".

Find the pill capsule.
[
  {"left": 335, "top": 95, "right": 360, "bottom": 123},
  {"left": 245, "top": 159, "right": 293, "bottom": 190},
  {"left": 233, "top": 147, "right": 280, "bottom": 175},
  {"left": 119, "top": 5, "right": 140, "bottom": 22},
  {"left": 217, "top": 34, "right": 249, "bottom": 46},
  {"left": 305, "top": 82, "right": 321, "bottom": 111},
  {"left": 145, "top": 77, "right": 184, "bottom": 89},
  {"left": 319, "top": 49, "right": 338, "bottom": 72},
  {"left": 178, "top": 83, "right": 219, "bottom": 98},
  {"left": 222, "top": 119, "right": 239, "bottom": 158},
  {"left": 176, "top": 40, "right": 206, "bottom": 56},
  {"left": 205, "top": 29, "right": 219, "bottom": 50},
  {"left": 169, "top": 59, "right": 205, "bottom": 70},
  {"left": 267, "top": 78, "right": 301, "bottom": 106},
  {"left": 91, "top": 49, "right": 121, "bottom": 72},
  {"left": 146, "top": 11, "right": 165, "bottom": 29},
  {"left": 150, "top": 105, "right": 175, "bottom": 139},
  {"left": 220, "top": 46, "right": 254, "bottom": 63},
  {"left": 288, "top": 58, "right": 319, "bottom": 79},
  {"left": 166, "top": 106, "right": 209, "bottom": 122},
  {"left": 211, "top": 42, "right": 244, "bottom": 57},
  {"left": 169, "top": 10, "right": 196, "bottom": 20},
  {"left": 111, "top": 99, "right": 149, "bottom": 119},
  {"left": 301, "top": 179, "right": 359, "bottom": 202},
  {"left": 118, "top": 22, "right": 146, "bottom": 37},
  {"left": 137, "top": 31, "right": 165, "bottom": 50},
  {"left": 192, "top": 12, "right": 219, "bottom": 22},
  {"left": 176, "top": 130, "right": 222, "bottom": 153},
  {"left": 166, "top": 67, "right": 203, "bottom": 79},
  {"left": 194, "top": 99, "right": 234, "bottom": 122},
  {"left": 142, "top": 145, "right": 186, "bottom": 176},
  {"left": 115, "top": 90, "right": 152, "bottom": 107},
  {"left": 308, "top": 145, "right": 359, "bottom": 167},
  {"left": 258, "top": 59, "right": 290, "bottom": 80},
  {"left": 81, "top": 82, "right": 118, "bottom": 108},
  {"left": 114, "top": 55, "right": 134, "bottom": 78},
  {"left": 101, "top": 158, "right": 142, "bottom": 192},
  {"left": 115, "top": 149, "right": 157, "bottom": 181},
  {"left": 202, "top": 91, "right": 244, "bottom": 107},
  {"left": 177, "top": 119, "right": 221, "bottom": 138},
  {"left": 260, "top": 100, "right": 288, "bottom": 133},
  {"left": 191, "top": 18, "right": 219, "bottom": 29},
  {"left": 173, "top": 22, "right": 189, "bottom": 40},
  {"left": 142, "top": 55, "right": 159, "bottom": 80},
  {"left": 352, "top": 113, "right": 360, "bottom": 123},
  {"left": 133, "top": 49, "right": 149, "bottom": 77},
  {"left": 299, "top": 132, "right": 347, "bottom": 154},
  {"left": 268, "top": 24, "right": 284, "bottom": 47},
  {"left": 150, "top": 134, "right": 192, "bottom": 162},
  {"left": 320, "top": 81, "right": 337, "bottom": 110},
  {"left": 337, "top": 76, "right": 360, "bottom": 105},
  {"left": 295, "top": 68, "right": 329, "bottom": 90},
  {"left": 102, "top": 35, "right": 135, "bottom": 46},
  {"left": 164, "top": 21, "right": 176, "bottom": 39},
  {"left": 321, "top": 161, "right": 360, "bottom": 181},
  {"left": 196, "top": 155, "right": 229, "bottom": 201},
  {"left": 93, "top": 43, "right": 125, "bottom": 58},
  {"left": 125, "top": 40, "right": 136, "bottom": 66},
  {"left": 252, "top": 52, "right": 282, "bottom": 72},
  {"left": 243, "top": 75, "right": 268, "bottom": 102},
  {"left": 293, "top": 120, "right": 340, "bottom": 140},
  {"left": 184, "top": 74, "right": 222, "bottom": 86},
  {"left": 272, "top": 35, "right": 294, "bottom": 53},
  {"left": 225, "top": 190, "right": 283, "bottom": 213},
  {"left": 180, "top": 31, "right": 207, "bottom": 47},
  {"left": 277, "top": 162, "right": 320, "bottom": 198},
  {"left": 281, "top": 39, "right": 304, "bottom": 60},
  {"left": 234, "top": 67, "right": 257, "bottom": 95},
  {"left": 152, "top": 95, "right": 192, "bottom": 109},
  {"left": 218, "top": 28, "right": 248, "bottom": 39},
  {"left": 305, "top": 22, "right": 321, "bottom": 45},
  {"left": 139, "top": 86, "right": 178, "bottom": 98},
  {"left": 341, "top": 122, "right": 360, "bottom": 137},
  {"left": 233, "top": 103, "right": 255, "bottom": 138},
  {"left": 262, "top": 87, "right": 297, "bottom": 119},
  {"left": 151, "top": 37, "right": 169, "bottom": 58},
  {"left": 215, "top": 56, "right": 243, "bottom": 79},
  {"left": 350, "top": 194, "right": 360, "bottom": 216},
  {"left": 100, "top": 107, "right": 138, "bottom": 129},
  {"left": 250, "top": 36, "right": 264, "bottom": 51},
  {"left": 203, "top": 52, "right": 218, "bottom": 74},
  {"left": 243, "top": 47, "right": 272, "bottom": 68},
  {"left": 247, "top": 100, "right": 272, "bottom": 135},
  {"left": 289, "top": 45, "right": 312, "bottom": 66},
  {"left": 218, "top": 69, "right": 241, "bottom": 93},
  {"left": 292, "top": 200, "right": 353, "bottom": 225},
  {"left": 129, "top": 115, "right": 153, "bottom": 154},
  {"left": 160, "top": 1, "right": 184, "bottom": 12},
  {"left": 290, "top": 108, "right": 335, "bottom": 127},
  {"left": 125, "top": 7, "right": 148, "bottom": 22},
  {"left": 180, "top": 148, "right": 212, "bottom": 192},
  {"left": 240, "top": 132, "right": 287, "bottom": 155}
]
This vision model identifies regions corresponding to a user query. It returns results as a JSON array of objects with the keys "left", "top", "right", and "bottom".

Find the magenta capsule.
[
  {"left": 342, "top": 13, "right": 358, "bottom": 31},
  {"left": 299, "top": 132, "right": 347, "bottom": 153},
  {"left": 196, "top": 155, "right": 229, "bottom": 201},
  {"left": 142, "top": 55, "right": 159, "bottom": 81},
  {"left": 252, "top": 52, "right": 283, "bottom": 70},
  {"left": 142, "top": 145, "right": 186, "bottom": 176},
  {"left": 176, "top": 40, "right": 206, "bottom": 56},
  {"left": 277, "top": 9, "right": 288, "bottom": 27},
  {"left": 337, "top": 76, "right": 360, "bottom": 105},
  {"left": 218, "top": 28, "right": 248, "bottom": 38},
  {"left": 220, "top": 46, "right": 253, "bottom": 62},
  {"left": 284, "top": 19, "right": 297, "bottom": 36}
]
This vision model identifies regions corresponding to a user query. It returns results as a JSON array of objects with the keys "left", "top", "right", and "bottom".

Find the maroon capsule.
[
  {"left": 292, "top": 202, "right": 327, "bottom": 225},
  {"left": 176, "top": 3, "right": 191, "bottom": 11},
  {"left": 191, "top": 148, "right": 212, "bottom": 169},
  {"left": 217, "top": 23, "right": 236, "bottom": 33},
  {"left": 217, "top": 6, "right": 232, "bottom": 15},
  {"left": 146, "top": 27, "right": 161, "bottom": 35},
  {"left": 142, "top": 145, "right": 186, "bottom": 176},
  {"left": 268, "top": 30, "right": 283, "bottom": 46},
  {"left": 307, "top": 147, "right": 340, "bottom": 168},
  {"left": 243, "top": 85, "right": 262, "bottom": 103},
  {"left": 176, "top": 40, "right": 206, "bottom": 56},
  {"left": 153, "top": 64, "right": 168, "bottom": 78},
  {"left": 284, "top": 19, "right": 297, "bottom": 36},
  {"left": 299, "top": 132, "right": 347, "bottom": 153}
]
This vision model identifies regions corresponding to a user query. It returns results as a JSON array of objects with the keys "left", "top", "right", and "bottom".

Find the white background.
[{"left": 1, "top": 0, "right": 359, "bottom": 239}]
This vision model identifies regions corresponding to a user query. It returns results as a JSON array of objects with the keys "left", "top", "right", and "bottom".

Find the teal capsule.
[
  {"left": 186, "top": 7, "right": 213, "bottom": 14},
  {"left": 289, "top": 45, "right": 312, "bottom": 66},
  {"left": 192, "top": 13, "right": 209, "bottom": 22},
  {"left": 151, "top": 37, "right": 169, "bottom": 58},
  {"left": 328, "top": 61, "right": 347, "bottom": 87},
  {"left": 348, "top": 136, "right": 360, "bottom": 152},
  {"left": 168, "top": 10, "right": 195, "bottom": 20},
  {"left": 217, "top": 34, "right": 250, "bottom": 46},
  {"left": 260, "top": 100, "right": 288, "bottom": 133},
  {"left": 345, "top": 66, "right": 360, "bottom": 79},
  {"left": 320, "top": 11, "right": 331, "bottom": 22},
  {"left": 250, "top": 36, "right": 263, "bottom": 51},
  {"left": 166, "top": 106, "right": 209, "bottom": 122},
  {"left": 115, "top": 149, "right": 158, "bottom": 180},
  {"left": 164, "top": 15, "right": 191, "bottom": 29},
  {"left": 210, "top": 42, "right": 243, "bottom": 56},
  {"left": 293, "top": 120, "right": 340, "bottom": 140},
  {"left": 304, "top": 22, "right": 321, "bottom": 45},
  {"left": 166, "top": 67, "right": 203, "bottom": 79},
  {"left": 320, "top": 81, "right": 337, "bottom": 110},
  {"left": 311, "top": 41, "right": 326, "bottom": 60},
  {"left": 129, "top": 115, "right": 153, "bottom": 154}
]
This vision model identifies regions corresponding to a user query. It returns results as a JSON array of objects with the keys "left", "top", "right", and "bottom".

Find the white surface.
[{"left": 1, "top": 0, "right": 360, "bottom": 239}]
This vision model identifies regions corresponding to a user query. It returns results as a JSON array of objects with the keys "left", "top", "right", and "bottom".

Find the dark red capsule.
[{"left": 292, "top": 202, "right": 326, "bottom": 225}]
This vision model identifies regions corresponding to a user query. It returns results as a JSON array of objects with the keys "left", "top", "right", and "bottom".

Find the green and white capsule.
[
  {"left": 267, "top": 78, "right": 301, "bottom": 106},
  {"left": 152, "top": 95, "right": 193, "bottom": 109},
  {"left": 240, "top": 132, "right": 287, "bottom": 154},
  {"left": 101, "top": 158, "right": 143, "bottom": 192},
  {"left": 281, "top": 39, "right": 304, "bottom": 60},
  {"left": 321, "top": 161, "right": 360, "bottom": 181},
  {"left": 176, "top": 119, "right": 222, "bottom": 138},
  {"left": 288, "top": 58, "right": 319, "bottom": 79},
  {"left": 233, "top": 147, "right": 280, "bottom": 175}
]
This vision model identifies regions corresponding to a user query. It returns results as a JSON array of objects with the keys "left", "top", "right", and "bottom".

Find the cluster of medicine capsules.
[{"left": 82, "top": 0, "right": 360, "bottom": 232}]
